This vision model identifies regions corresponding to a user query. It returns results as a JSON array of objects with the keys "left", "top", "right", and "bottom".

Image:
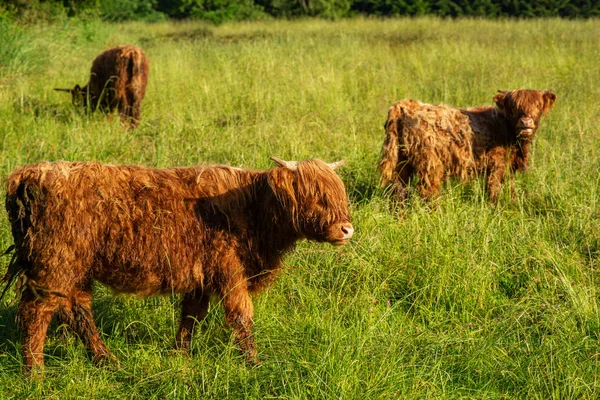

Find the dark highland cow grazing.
[
  {"left": 2, "top": 157, "right": 353, "bottom": 370},
  {"left": 55, "top": 45, "right": 149, "bottom": 127},
  {"left": 378, "top": 89, "right": 557, "bottom": 202}
]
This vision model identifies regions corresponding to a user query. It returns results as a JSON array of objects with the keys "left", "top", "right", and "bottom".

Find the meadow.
[{"left": 0, "top": 17, "right": 599, "bottom": 399}]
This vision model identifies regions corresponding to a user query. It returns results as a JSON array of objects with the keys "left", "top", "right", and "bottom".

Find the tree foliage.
[{"left": 1, "top": 0, "right": 599, "bottom": 22}]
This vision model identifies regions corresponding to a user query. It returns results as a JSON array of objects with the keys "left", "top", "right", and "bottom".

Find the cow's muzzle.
[
  {"left": 328, "top": 222, "right": 354, "bottom": 245},
  {"left": 516, "top": 117, "right": 535, "bottom": 137},
  {"left": 341, "top": 223, "right": 354, "bottom": 240}
]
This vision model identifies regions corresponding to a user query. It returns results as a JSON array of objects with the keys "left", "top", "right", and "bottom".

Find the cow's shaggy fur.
[
  {"left": 2, "top": 158, "right": 353, "bottom": 370},
  {"left": 378, "top": 89, "right": 557, "bottom": 202},
  {"left": 55, "top": 45, "right": 149, "bottom": 127}
]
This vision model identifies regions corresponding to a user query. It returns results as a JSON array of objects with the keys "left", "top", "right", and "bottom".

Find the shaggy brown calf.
[
  {"left": 378, "top": 89, "right": 557, "bottom": 202},
  {"left": 55, "top": 45, "right": 149, "bottom": 127},
  {"left": 2, "top": 157, "right": 353, "bottom": 370}
]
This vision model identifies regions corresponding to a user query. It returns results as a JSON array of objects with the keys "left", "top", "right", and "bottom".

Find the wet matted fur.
[
  {"left": 2, "top": 158, "right": 353, "bottom": 370},
  {"left": 378, "top": 89, "right": 557, "bottom": 202},
  {"left": 55, "top": 45, "right": 149, "bottom": 127}
]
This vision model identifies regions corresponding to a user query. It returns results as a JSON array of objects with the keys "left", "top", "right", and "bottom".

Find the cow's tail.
[
  {"left": 377, "top": 103, "right": 403, "bottom": 188},
  {"left": 0, "top": 178, "right": 36, "bottom": 304},
  {"left": 0, "top": 245, "right": 21, "bottom": 304},
  {"left": 128, "top": 48, "right": 148, "bottom": 92}
]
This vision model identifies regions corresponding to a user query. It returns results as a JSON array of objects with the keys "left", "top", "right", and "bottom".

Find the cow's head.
[
  {"left": 54, "top": 85, "right": 89, "bottom": 108},
  {"left": 269, "top": 157, "right": 353, "bottom": 245},
  {"left": 494, "top": 89, "right": 556, "bottom": 139}
]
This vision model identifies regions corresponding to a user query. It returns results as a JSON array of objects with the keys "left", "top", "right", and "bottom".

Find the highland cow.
[
  {"left": 2, "top": 157, "right": 353, "bottom": 370},
  {"left": 55, "top": 45, "right": 149, "bottom": 127},
  {"left": 378, "top": 89, "right": 557, "bottom": 202}
]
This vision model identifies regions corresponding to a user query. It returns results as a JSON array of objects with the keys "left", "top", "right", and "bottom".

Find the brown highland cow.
[
  {"left": 378, "top": 89, "right": 557, "bottom": 202},
  {"left": 2, "top": 157, "right": 353, "bottom": 370},
  {"left": 55, "top": 45, "right": 149, "bottom": 127}
]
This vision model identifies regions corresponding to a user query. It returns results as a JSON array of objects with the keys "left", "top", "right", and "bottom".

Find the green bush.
[
  {"left": 182, "top": 0, "right": 269, "bottom": 24},
  {"left": 1, "top": 0, "right": 600, "bottom": 24},
  {"left": 99, "top": 0, "right": 167, "bottom": 22},
  {"left": 306, "top": 0, "right": 354, "bottom": 18}
]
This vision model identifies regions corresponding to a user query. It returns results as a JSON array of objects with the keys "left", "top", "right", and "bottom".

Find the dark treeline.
[{"left": 1, "top": 0, "right": 599, "bottom": 24}]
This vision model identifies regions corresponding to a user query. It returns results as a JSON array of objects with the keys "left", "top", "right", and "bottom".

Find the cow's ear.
[
  {"left": 267, "top": 167, "right": 298, "bottom": 209},
  {"left": 494, "top": 90, "right": 508, "bottom": 111},
  {"left": 543, "top": 90, "right": 556, "bottom": 112}
]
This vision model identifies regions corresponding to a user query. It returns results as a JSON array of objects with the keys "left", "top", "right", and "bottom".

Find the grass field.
[{"left": 1, "top": 17, "right": 600, "bottom": 398}]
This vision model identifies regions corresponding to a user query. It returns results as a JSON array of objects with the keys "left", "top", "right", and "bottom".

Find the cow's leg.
[
  {"left": 175, "top": 291, "right": 210, "bottom": 352},
  {"left": 57, "top": 286, "right": 114, "bottom": 364},
  {"left": 416, "top": 163, "right": 444, "bottom": 200},
  {"left": 391, "top": 155, "right": 414, "bottom": 205},
  {"left": 96, "top": 87, "right": 112, "bottom": 114},
  {"left": 129, "top": 91, "right": 141, "bottom": 128},
  {"left": 17, "top": 288, "right": 60, "bottom": 371},
  {"left": 483, "top": 149, "right": 509, "bottom": 203},
  {"left": 117, "top": 98, "right": 131, "bottom": 127},
  {"left": 486, "top": 163, "right": 507, "bottom": 203},
  {"left": 220, "top": 281, "right": 257, "bottom": 364},
  {"left": 509, "top": 173, "right": 517, "bottom": 202}
]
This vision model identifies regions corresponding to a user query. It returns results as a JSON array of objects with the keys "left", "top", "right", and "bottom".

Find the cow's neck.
[
  {"left": 465, "top": 107, "right": 513, "bottom": 145},
  {"left": 247, "top": 175, "right": 301, "bottom": 268}
]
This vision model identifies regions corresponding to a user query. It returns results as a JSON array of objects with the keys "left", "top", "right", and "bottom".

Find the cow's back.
[
  {"left": 394, "top": 100, "right": 476, "bottom": 180},
  {"left": 5, "top": 162, "right": 204, "bottom": 295}
]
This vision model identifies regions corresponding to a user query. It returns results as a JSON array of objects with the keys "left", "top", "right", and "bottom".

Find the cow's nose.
[
  {"left": 341, "top": 223, "right": 354, "bottom": 239},
  {"left": 517, "top": 117, "right": 534, "bottom": 129}
]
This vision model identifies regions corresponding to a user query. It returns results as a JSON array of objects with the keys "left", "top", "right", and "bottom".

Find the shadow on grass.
[
  {"left": 213, "top": 113, "right": 242, "bottom": 128},
  {"left": 91, "top": 292, "right": 232, "bottom": 351},
  {"left": 12, "top": 96, "right": 75, "bottom": 124},
  {"left": 351, "top": 172, "right": 493, "bottom": 211},
  {"left": 217, "top": 31, "right": 275, "bottom": 44},
  {"left": 0, "top": 296, "right": 238, "bottom": 371},
  {"left": 0, "top": 307, "right": 19, "bottom": 353},
  {"left": 362, "top": 30, "right": 442, "bottom": 48},
  {"left": 0, "top": 283, "right": 241, "bottom": 368},
  {"left": 0, "top": 300, "right": 105, "bottom": 366},
  {"left": 140, "top": 28, "right": 278, "bottom": 47},
  {"left": 342, "top": 168, "right": 380, "bottom": 205},
  {"left": 90, "top": 293, "right": 175, "bottom": 347},
  {"left": 518, "top": 191, "right": 566, "bottom": 218},
  {"left": 140, "top": 27, "right": 214, "bottom": 46},
  {"left": 517, "top": 191, "right": 600, "bottom": 266},
  {"left": 141, "top": 27, "right": 437, "bottom": 48}
]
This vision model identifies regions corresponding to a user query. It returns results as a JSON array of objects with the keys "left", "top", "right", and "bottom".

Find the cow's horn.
[
  {"left": 270, "top": 156, "right": 298, "bottom": 170},
  {"left": 327, "top": 160, "right": 345, "bottom": 170},
  {"left": 54, "top": 88, "right": 72, "bottom": 93}
]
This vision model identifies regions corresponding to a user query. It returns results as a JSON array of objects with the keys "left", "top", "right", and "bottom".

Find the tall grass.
[
  {"left": 0, "top": 21, "right": 39, "bottom": 75},
  {"left": 0, "top": 17, "right": 599, "bottom": 398}
]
